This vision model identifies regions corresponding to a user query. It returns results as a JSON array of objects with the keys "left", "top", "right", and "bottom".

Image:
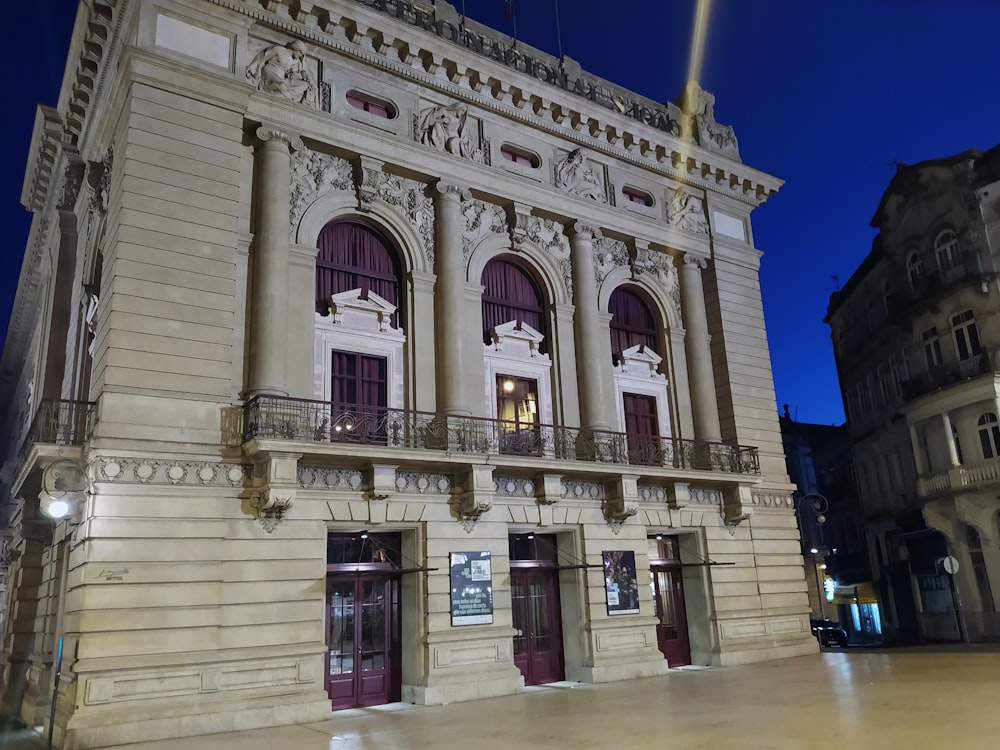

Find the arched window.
[
  {"left": 907, "top": 251, "right": 923, "bottom": 288},
  {"left": 316, "top": 219, "right": 401, "bottom": 323},
  {"left": 935, "top": 229, "right": 961, "bottom": 273},
  {"left": 978, "top": 412, "right": 1000, "bottom": 459},
  {"left": 609, "top": 286, "right": 659, "bottom": 358},
  {"left": 481, "top": 258, "right": 545, "bottom": 349}
]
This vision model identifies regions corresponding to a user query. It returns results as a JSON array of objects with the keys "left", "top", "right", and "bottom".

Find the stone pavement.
[{"left": 3, "top": 645, "right": 999, "bottom": 750}]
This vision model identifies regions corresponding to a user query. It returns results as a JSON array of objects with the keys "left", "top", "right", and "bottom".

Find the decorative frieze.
[
  {"left": 688, "top": 487, "right": 723, "bottom": 505},
  {"left": 297, "top": 466, "right": 363, "bottom": 490},
  {"left": 290, "top": 148, "right": 352, "bottom": 230},
  {"left": 395, "top": 472, "right": 451, "bottom": 494},
  {"left": 92, "top": 458, "right": 251, "bottom": 488},
  {"left": 751, "top": 491, "right": 794, "bottom": 509},
  {"left": 636, "top": 485, "right": 668, "bottom": 503},
  {"left": 493, "top": 477, "right": 535, "bottom": 498},
  {"left": 560, "top": 481, "right": 604, "bottom": 501},
  {"left": 462, "top": 199, "right": 507, "bottom": 261}
]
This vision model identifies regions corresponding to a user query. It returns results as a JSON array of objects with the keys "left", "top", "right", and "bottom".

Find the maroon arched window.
[
  {"left": 316, "top": 220, "right": 401, "bottom": 324},
  {"left": 609, "top": 286, "right": 659, "bottom": 357},
  {"left": 481, "top": 258, "right": 545, "bottom": 350}
]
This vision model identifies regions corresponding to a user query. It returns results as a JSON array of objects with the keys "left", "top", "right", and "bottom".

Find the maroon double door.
[
  {"left": 510, "top": 563, "right": 564, "bottom": 685},
  {"left": 650, "top": 560, "right": 691, "bottom": 667},
  {"left": 325, "top": 572, "right": 401, "bottom": 710}
]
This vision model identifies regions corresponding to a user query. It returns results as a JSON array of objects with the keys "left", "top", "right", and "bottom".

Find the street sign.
[{"left": 940, "top": 555, "right": 960, "bottom": 575}]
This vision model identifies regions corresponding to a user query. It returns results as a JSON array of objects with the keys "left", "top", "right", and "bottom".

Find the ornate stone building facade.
[
  {"left": 0, "top": 1, "right": 812, "bottom": 745},
  {"left": 826, "top": 147, "right": 1000, "bottom": 644}
]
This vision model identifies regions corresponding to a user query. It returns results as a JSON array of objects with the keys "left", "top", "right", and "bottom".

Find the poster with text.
[
  {"left": 450, "top": 551, "right": 494, "bottom": 625},
  {"left": 603, "top": 550, "right": 640, "bottom": 615}
]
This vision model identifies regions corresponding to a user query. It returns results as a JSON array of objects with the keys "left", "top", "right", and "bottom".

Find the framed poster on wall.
[
  {"left": 450, "top": 551, "right": 494, "bottom": 625},
  {"left": 603, "top": 550, "right": 640, "bottom": 615}
]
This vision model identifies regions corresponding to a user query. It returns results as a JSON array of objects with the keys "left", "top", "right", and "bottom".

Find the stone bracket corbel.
[
  {"left": 721, "top": 485, "right": 753, "bottom": 532},
  {"left": 353, "top": 155, "right": 385, "bottom": 210},
  {"left": 603, "top": 474, "right": 640, "bottom": 534},
  {"left": 250, "top": 489, "right": 294, "bottom": 534},
  {"left": 365, "top": 464, "right": 398, "bottom": 524},
  {"left": 450, "top": 465, "right": 494, "bottom": 533}
]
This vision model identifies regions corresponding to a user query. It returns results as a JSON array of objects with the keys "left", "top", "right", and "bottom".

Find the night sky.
[{"left": 3, "top": 0, "right": 998, "bottom": 426}]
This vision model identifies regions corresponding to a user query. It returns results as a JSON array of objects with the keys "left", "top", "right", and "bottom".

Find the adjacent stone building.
[
  {"left": 826, "top": 146, "right": 1000, "bottom": 644},
  {"left": 0, "top": 1, "right": 813, "bottom": 745}
]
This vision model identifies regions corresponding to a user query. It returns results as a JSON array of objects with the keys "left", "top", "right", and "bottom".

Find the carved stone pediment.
[
  {"left": 327, "top": 289, "right": 398, "bottom": 332},
  {"left": 615, "top": 344, "right": 662, "bottom": 376},
  {"left": 488, "top": 320, "right": 545, "bottom": 357}
]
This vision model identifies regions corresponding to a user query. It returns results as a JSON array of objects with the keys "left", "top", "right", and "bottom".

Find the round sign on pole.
[{"left": 941, "top": 555, "right": 960, "bottom": 575}]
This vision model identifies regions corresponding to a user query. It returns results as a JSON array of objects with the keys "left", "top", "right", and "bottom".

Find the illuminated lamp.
[{"left": 39, "top": 459, "right": 88, "bottom": 521}]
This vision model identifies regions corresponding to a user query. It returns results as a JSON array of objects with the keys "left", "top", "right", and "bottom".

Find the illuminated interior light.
[{"left": 502, "top": 379, "right": 515, "bottom": 393}]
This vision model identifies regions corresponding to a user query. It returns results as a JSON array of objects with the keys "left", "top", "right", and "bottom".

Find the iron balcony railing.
[
  {"left": 242, "top": 395, "right": 760, "bottom": 475},
  {"left": 18, "top": 399, "right": 97, "bottom": 466}
]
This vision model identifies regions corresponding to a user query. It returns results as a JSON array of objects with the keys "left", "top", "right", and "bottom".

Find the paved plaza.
[{"left": 3, "top": 645, "right": 999, "bottom": 750}]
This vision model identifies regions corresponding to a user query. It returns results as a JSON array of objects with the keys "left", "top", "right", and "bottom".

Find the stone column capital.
[
  {"left": 571, "top": 221, "right": 602, "bottom": 240},
  {"left": 435, "top": 181, "right": 471, "bottom": 200},
  {"left": 682, "top": 253, "right": 707, "bottom": 270},
  {"left": 255, "top": 125, "right": 303, "bottom": 152}
]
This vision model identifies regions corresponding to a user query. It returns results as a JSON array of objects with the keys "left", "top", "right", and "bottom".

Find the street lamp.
[{"left": 795, "top": 493, "right": 830, "bottom": 620}]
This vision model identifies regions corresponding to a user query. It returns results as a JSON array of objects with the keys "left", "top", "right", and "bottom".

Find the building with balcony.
[
  {"left": 826, "top": 145, "right": 1000, "bottom": 644},
  {"left": 0, "top": 1, "right": 813, "bottom": 745}
]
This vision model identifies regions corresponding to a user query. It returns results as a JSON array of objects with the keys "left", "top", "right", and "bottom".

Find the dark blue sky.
[{"left": 3, "top": 0, "right": 999, "bottom": 426}]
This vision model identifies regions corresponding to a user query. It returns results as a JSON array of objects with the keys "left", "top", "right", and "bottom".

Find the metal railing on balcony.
[
  {"left": 18, "top": 399, "right": 97, "bottom": 466},
  {"left": 242, "top": 395, "right": 760, "bottom": 475},
  {"left": 899, "top": 348, "right": 995, "bottom": 402}
]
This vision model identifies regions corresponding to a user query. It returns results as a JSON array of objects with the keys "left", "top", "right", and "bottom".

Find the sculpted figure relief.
[
  {"left": 555, "top": 149, "right": 607, "bottom": 203},
  {"left": 247, "top": 40, "right": 318, "bottom": 105},
  {"left": 682, "top": 81, "right": 739, "bottom": 157},
  {"left": 668, "top": 188, "right": 709, "bottom": 235},
  {"left": 419, "top": 103, "right": 483, "bottom": 162}
]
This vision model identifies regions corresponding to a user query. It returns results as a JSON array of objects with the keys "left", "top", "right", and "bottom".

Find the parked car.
[{"left": 810, "top": 618, "right": 848, "bottom": 647}]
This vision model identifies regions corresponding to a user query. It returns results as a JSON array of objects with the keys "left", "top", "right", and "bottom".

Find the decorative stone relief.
[
  {"left": 508, "top": 214, "right": 572, "bottom": 297},
  {"left": 752, "top": 491, "right": 794, "bottom": 509},
  {"left": 681, "top": 81, "right": 740, "bottom": 159},
  {"left": 250, "top": 492, "right": 292, "bottom": 533},
  {"left": 59, "top": 160, "right": 85, "bottom": 211},
  {"left": 688, "top": 487, "right": 723, "bottom": 505},
  {"left": 88, "top": 146, "right": 113, "bottom": 216},
  {"left": 667, "top": 187, "right": 709, "bottom": 235},
  {"left": 297, "top": 467, "right": 363, "bottom": 490},
  {"left": 358, "top": 169, "right": 435, "bottom": 263},
  {"left": 493, "top": 477, "right": 536, "bottom": 498},
  {"left": 395, "top": 473, "right": 451, "bottom": 494},
  {"left": 637, "top": 485, "right": 668, "bottom": 503},
  {"left": 601, "top": 496, "right": 638, "bottom": 534},
  {"left": 462, "top": 199, "right": 507, "bottom": 262},
  {"left": 416, "top": 102, "right": 484, "bottom": 163},
  {"left": 629, "top": 246, "right": 680, "bottom": 316},
  {"left": 554, "top": 148, "right": 607, "bottom": 203},
  {"left": 246, "top": 40, "right": 318, "bottom": 106},
  {"left": 92, "top": 457, "right": 250, "bottom": 488},
  {"left": 290, "top": 149, "right": 352, "bottom": 231},
  {"left": 593, "top": 236, "right": 628, "bottom": 285},
  {"left": 560, "top": 481, "right": 604, "bottom": 501}
]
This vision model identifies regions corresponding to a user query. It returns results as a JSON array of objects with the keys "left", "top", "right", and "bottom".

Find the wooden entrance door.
[
  {"left": 511, "top": 566, "right": 564, "bottom": 685},
  {"left": 326, "top": 573, "right": 400, "bottom": 709},
  {"left": 651, "top": 563, "right": 691, "bottom": 666}
]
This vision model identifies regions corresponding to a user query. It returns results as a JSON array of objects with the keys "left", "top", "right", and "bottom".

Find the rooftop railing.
[{"left": 242, "top": 395, "right": 760, "bottom": 475}]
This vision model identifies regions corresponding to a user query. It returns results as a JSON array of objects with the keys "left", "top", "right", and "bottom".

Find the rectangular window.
[
  {"left": 922, "top": 327, "right": 943, "bottom": 368},
  {"left": 951, "top": 310, "right": 981, "bottom": 361}
]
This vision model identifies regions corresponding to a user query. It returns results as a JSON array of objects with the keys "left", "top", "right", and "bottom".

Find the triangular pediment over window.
[
  {"left": 328, "top": 289, "right": 397, "bottom": 332},
  {"left": 489, "top": 320, "right": 545, "bottom": 357},
  {"left": 616, "top": 344, "right": 663, "bottom": 376}
]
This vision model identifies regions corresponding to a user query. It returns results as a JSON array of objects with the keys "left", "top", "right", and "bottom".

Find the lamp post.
[{"left": 795, "top": 493, "right": 830, "bottom": 620}]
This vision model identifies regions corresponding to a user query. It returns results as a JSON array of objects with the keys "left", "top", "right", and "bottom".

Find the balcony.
[
  {"left": 242, "top": 395, "right": 760, "bottom": 476},
  {"left": 900, "top": 348, "right": 995, "bottom": 403},
  {"left": 18, "top": 399, "right": 96, "bottom": 467},
  {"left": 917, "top": 455, "right": 1000, "bottom": 497}
]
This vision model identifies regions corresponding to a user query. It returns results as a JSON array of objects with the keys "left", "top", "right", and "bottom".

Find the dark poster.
[
  {"left": 450, "top": 551, "right": 494, "bottom": 625},
  {"left": 603, "top": 550, "right": 640, "bottom": 615}
]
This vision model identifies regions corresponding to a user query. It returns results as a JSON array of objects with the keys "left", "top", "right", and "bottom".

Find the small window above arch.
[
  {"left": 346, "top": 90, "right": 396, "bottom": 119},
  {"left": 499, "top": 144, "right": 540, "bottom": 168},
  {"left": 622, "top": 186, "right": 653, "bottom": 207},
  {"left": 934, "top": 228, "right": 961, "bottom": 273},
  {"left": 906, "top": 250, "right": 923, "bottom": 289}
]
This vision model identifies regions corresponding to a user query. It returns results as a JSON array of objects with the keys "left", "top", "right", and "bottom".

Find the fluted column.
[
  {"left": 434, "top": 182, "right": 472, "bottom": 415},
  {"left": 247, "top": 126, "right": 302, "bottom": 397},
  {"left": 570, "top": 222, "right": 612, "bottom": 431},
  {"left": 679, "top": 253, "right": 721, "bottom": 442}
]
